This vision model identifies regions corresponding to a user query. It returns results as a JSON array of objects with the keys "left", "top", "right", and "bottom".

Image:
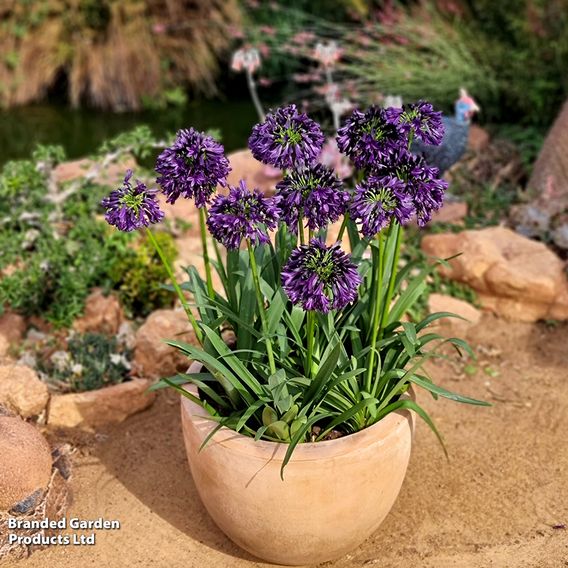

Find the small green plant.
[
  {"left": 109, "top": 231, "right": 177, "bottom": 318},
  {"left": 37, "top": 332, "right": 131, "bottom": 393}
]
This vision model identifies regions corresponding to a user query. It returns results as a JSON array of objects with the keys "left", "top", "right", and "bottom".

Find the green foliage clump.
[
  {"left": 0, "top": 142, "right": 178, "bottom": 327},
  {"left": 339, "top": 2, "right": 567, "bottom": 127},
  {"left": 455, "top": 0, "right": 568, "bottom": 126},
  {"left": 98, "top": 125, "right": 161, "bottom": 161},
  {"left": 38, "top": 332, "right": 131, "bottom": 393},
  {"left": 109, "top": 231, "right": 177, "bottom": 319},
  {"left": 0, "top": 218, "right": 135, "bottom": 327}
]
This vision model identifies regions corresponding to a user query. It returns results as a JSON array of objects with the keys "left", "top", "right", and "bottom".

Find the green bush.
[{"left": 109, "top": 231, "right": 177, "bottom": 319}]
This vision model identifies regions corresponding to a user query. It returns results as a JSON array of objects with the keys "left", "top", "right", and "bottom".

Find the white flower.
[
  {"left": 50, "top": 350, "right": 71, "bottom": 372},
  {"left": 71, "top": 363, "right": 84, "bottom": 376}
]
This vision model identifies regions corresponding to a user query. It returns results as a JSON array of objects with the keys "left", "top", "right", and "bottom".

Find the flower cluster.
[
  {"left": 155, "top": 128, "right": 230, "bottom": 207},
  {"left": 385, "top": 101, "right": 444, "bottom": 145},
  {"left": 281, "top": 239, "right": 362, "bottom": 313},
  {"left": 336, "top": 106, "right": 400, "bottom": 168},
  {"left": 207, "top": 180, "right": 280, "bottom": 250},
  {"left": 338, "top": 103, "right": 447, "bottom": 233},
  {"left": 248, "top": 104, "right": 325, "bottom": 170},
  {"left": 350, "top": 174, "right": 414, "bottom": 237},
  {"left": 275, "top": 164, "right": 349, "bottom": 232},
  {"left": 101, "top": 170, "right": 163, "bottom": 232},
  {"left": 102, "top": 100, "right": 448, "bottom": 313}
]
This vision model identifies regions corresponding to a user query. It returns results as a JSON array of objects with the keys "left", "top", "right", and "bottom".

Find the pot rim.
[{"left": 181, "top": 361, "right": 415, "bottom": 462}]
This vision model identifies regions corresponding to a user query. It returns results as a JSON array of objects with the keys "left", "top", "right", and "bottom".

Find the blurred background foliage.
[
  {"left": 0, "top": 0, "right": 565, "bottom": 127},
  {"left": 0, "top": 0, "right": 240, "bottom": 110}
]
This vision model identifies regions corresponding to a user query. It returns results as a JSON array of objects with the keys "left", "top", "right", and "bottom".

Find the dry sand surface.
[{"left": 7, "top": 315, "right": 568, "bottom": 568}]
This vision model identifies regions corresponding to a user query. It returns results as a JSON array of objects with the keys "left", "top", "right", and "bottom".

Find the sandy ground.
[{"left": 6, "top": 315, "right": 568, "bottom": 568}]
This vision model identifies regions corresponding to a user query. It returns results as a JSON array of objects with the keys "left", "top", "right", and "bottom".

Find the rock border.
[{"left": 47, "top": 378, "right": 156, "bottom": 430}]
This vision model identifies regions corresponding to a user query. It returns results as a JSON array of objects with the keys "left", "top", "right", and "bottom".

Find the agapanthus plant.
[{"left": 102, "top": 103, "right": 488, "bottom": 476}]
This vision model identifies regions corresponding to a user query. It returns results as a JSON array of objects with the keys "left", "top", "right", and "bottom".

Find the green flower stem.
[
  {"left": 145, "top": 228, "right": 203, "bottom": 345},
  {"left": 379, "top": 222, "right": 402, "bottom": 339},
  {"left": 336, "top": 212, "right": 350, "bottom": 242},
  {"left": 365, "top": 231, "right": 384, "bottom": 392},
  {"left": 247, "top": 240, "right": 276, "bottom": 376},
  {"left": 298, "top": 217, "right": 305, "bottom": 245},
  {"left": 198, "top": 207, "right": 215, "bottom": 299},
  {"left": 305, "top": 310, "right": 315, "bottom": 379}
]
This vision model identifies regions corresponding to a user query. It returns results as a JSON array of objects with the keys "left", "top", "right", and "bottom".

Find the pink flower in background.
[
  {"left": 293, "top": 73, "right": 317, "bottom": 84},
  {"left": 258, "top": 43, "right": 270, "bottom": 58},
  {"left": 356, "top": 34, "right": 372, "bottom": 47},
  {"left": 152, "top": 22, "right": 167, "bottom": 34},
  {"left": 292, "top": 31, "right": 316, "bottom": 45},
  {"left": 282, "top": 45, "right": 302, "bottom": 56},
  {"left": 259, "top": 26, "right": 276, "bottom": 37},
  {"left": 319, "top": 138, "right": 353, "bottom": 180},
  {"left": 227, "top": 25, "right": 244, "bottom": 40},
  {"left": 258, "top": 77, "right": 272, "bottom": 87},
  {"left": 231, "top": 48, "right": 261, "bottom": 73},
  {"left": 314, "top": 41, "right": 342, "bottom": 67}
]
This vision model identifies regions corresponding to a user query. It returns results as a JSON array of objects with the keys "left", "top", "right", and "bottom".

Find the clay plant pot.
[{"left": 180, "top": 362, "right": 416, "bottom": 565}]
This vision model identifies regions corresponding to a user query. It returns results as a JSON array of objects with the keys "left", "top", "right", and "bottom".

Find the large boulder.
[
  {"left": 422, "top": 227, "right": 568, "bottom": 322},
  {"left": 133, "top": 309, "right": 198, "bottom": 379},
  {"left": 0, "top": 416, "right": 52, "bottom": 511},
  {"left": 73, "top": 288, "right": 124, "bottom": 335},
  {"left": 0, "top": 364, "right": 49, "bottom": 418},
  {"left": 512, "top": 99, "right": 568, "bottom": 249}
]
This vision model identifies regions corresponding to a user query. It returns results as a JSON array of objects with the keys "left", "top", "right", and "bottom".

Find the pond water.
[{"left": 0, "top": 98, "right": 259, "bottom": 167}]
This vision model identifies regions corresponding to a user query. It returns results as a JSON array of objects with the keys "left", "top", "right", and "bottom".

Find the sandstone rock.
[
  {"left": 73, "top": 288, "right": 124, "bottom": 335},
  {"left": 48, "top": 378, "right": 155, "bottom": 430},
  {"left": 133, "top": 309, "right": 197, "bottom": 379},
  {"left": 0, "top": 365, "right": 49, "bottom": 418},
  {"left": 468, "top": 124, "right": 490, "bottom": 152},
  {"left": 431, "top": 201, "right": 468, "bottom": 225},
  {"left": 174, "top": 235, "right": 225, "bottom": 294},
  {"left": 225, "top": 149, "right": 281, "bottom": 194},
  {"left": 0, "top": 443, "right": 71, "bottom": 562},
  {"left": 422, "top": 227, "right": 568, "bottom": 322},
  {"left": 0, "top": 416, "right": 52, "bottom": 511},
  {"left": 512, "top": 100, "right": 568, "bottom": 250},
  {"left": 53, "top": 155, "right": 137, "bottom": 186},
  {"left": 428, "top": 293, "right": 481, "bottom": 335},
  {"left": 0, "top": 312, "right": 26, "bottom": 346},
  {"left": 0, "top": 311, "right": 26, "bottom": 357}
]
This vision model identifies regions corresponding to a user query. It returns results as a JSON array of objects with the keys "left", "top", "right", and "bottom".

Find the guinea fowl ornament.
[{"left": 412, "top": 88, "right": 480, "bottom": 174}]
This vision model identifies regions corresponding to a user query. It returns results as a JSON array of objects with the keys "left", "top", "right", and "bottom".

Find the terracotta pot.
[{"left": 181, "top": 362, "right": 415, "bottom": 565}]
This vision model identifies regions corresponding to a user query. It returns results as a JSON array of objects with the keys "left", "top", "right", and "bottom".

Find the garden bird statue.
[{"left": 412, "top": 88, "right": 480, "bottom": 174}]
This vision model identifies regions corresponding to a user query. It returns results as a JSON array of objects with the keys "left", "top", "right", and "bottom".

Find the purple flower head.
[
  {"left": 411, "top": 164, "right": 448, "bottom": 226},
  {"left": 207, "top": 180, "right": 280, "bottom": 250},
  {"left": 275, "top": 164, "right": 349, "bottom": 232},
  {"left": 281, "top": 239, "right": 361, "bottom": 313},
  {"left": 336, "top": 105, "right": 402, "bottom": 168},
  {"left": 373, "top": 148, "right": 447, "bottom": 227},
  {"left": 101, "top": 170, "right": 164, "bottom": 232},
  {"left": 155, "top": 128, "right": 230, "bottom": 207},
  {"left": 385, "top": 101, "right": 444, "bottom": 146},
  {"left": 350, "top": 174, "right": 414, "bottom": 237},
  {"left": 248, "top": 104, "right": 325, "bottom": 170}
]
